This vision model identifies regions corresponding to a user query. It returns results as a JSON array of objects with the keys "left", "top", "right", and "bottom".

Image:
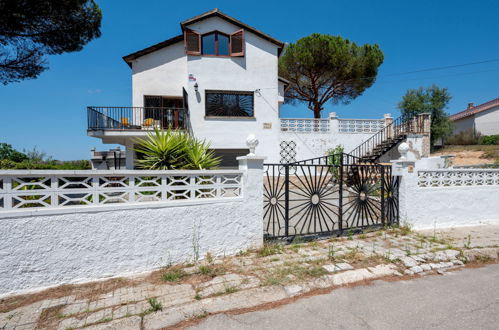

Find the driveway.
[{"left": 189, "top": 263, "right": 499, "bottom": 330}]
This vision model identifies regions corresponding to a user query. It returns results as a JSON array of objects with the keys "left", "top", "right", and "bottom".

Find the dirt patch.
[
  {"left": 0, "top": 277, "right": 139, "bottom": 314},
  {"left": 433, "top": 145, "right": 499, "bottom": 166},
  {"left": 35, "top": 305, "right": 64, "bottom": 329}
]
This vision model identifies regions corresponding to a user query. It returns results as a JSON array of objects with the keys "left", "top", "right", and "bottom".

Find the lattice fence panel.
[
  {"left": 418, "top": 170, "right": 499, "bottom": 188},
  {"left": 0, "top": 171, "right": 243, "bottom": 211}
]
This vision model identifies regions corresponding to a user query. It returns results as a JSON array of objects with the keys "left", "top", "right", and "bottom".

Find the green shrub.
[
  {"left": 0, "top": 159, "right": 91, "bottom": 170},
  {"left": 134, "top": 128, "right": 221, "bottom": 170},
  {"left": 326, "top": 145, "right": 344, "bottom": 181},
  {"left": 481, "top": 135, "right": 499, "bottom": 145},
  {"left": 445, "top": 128, "right": 482, "bottom": 145}
]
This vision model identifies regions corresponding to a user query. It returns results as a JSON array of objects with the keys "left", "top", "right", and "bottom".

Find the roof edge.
[
  {"left": 180, "top": 8, "right": 284, "bottom": 49},
  {"left": 449, "top": 97, "right": 499, "bottom": 121},
  {"left": 122, "top": 34, "right": 184, "bottom": 67}
]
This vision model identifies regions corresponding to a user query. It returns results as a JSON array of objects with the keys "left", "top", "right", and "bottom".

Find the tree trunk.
[{"left": 313, "top": 104, "right": 321, "bottom": 119}]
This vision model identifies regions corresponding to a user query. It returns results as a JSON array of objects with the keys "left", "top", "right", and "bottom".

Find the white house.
[
  {"left": 449, "top": 98, "right": 499, "bottom": 136},
  {"left": 87, "top": 9, "right": 394, "bottom": 168}
]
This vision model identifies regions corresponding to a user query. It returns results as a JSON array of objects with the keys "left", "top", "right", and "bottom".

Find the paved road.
[{"left": 189, "top": 264, "right": 499, "bottom": 330}]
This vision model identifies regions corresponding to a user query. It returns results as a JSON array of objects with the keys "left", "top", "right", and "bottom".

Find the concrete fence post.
[
  {"left": 391, "top": 143, "right": 416, "bottom": 226},
  {"left": 237, "top": 154, "right": 266, "bottom": 248},
  {"left": 329, "top": 112, "right": 339, "bottom": 133}
]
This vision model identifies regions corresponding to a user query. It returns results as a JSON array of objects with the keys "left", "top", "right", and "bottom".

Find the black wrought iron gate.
[{"left": 263, "top": 153, "right": 399, "bottom": 238}]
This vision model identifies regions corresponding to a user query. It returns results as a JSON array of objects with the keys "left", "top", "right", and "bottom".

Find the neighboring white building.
[
  {"left": 449, "top": 98, "right": 499, "bottom": 136},
  {"left": 87, "top": 9, "right": 391, "bottom": 168}
]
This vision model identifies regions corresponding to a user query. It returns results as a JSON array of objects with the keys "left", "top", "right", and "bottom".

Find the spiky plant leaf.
[{"left": 133, "top": 128, "right": 220, "bottom": 170}]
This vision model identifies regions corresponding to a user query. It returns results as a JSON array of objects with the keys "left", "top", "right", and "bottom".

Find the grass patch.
[
  {"left": 198, "top": 265, "right": 226, "bottom": 277},
  {"left": 95, "top": 317, "right": 113, "bottom": 324},
  {"left": 148, "top": 298, "right": 163, "bottom": 312},
  {"left": 195, "top": 310, "right": 209, "bottom": 319},
  {"left": 256, "top": 243, "right": 283, "bottom": 257},
  {"left": 262, "top": 263, "right": 328, "bottom": 286},
  {"left": 139, "top": 298, "right": 163, "bottom": 317},
  {"left": 161, "top": 269, "right": 186, "bottom": 282}
]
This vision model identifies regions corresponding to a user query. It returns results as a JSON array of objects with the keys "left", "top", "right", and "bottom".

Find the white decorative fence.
[
  {"left": 0, "top": 157, "right": 265, "bottom": 295},
  {"left": 280, "top": 118, "right": 385, "bottom": 134},
  {"left": 0, "top": 170, "right": 242, "bottom": 211},
  {"left": 338, "top": 119, "right": 385, "bottom": 133},
  {"left": 395, "top": 164, "right": 499, "bottom": 229},
  {"left": 280, "top": 118, "right": 330, "bottom": 133},
  {"left": 418, "top": 169, "right": 499, "bottom": 187}
]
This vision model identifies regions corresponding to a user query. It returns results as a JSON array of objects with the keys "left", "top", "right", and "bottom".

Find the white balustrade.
[
  {"left": 280, "top": 119, "right": 330, "bottom": 133},
  {"left": 280, "top": 118, "right": 385, "bottom": 133},
  {"left": 0, "top": 170, "right": 243, "bottom": 211},
  {"left": 338, "top": 119, "right": 385, "bottom": 133}
]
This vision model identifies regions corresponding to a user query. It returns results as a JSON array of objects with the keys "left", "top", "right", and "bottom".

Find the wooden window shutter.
[
  {"left": 184, "top": 29, "right": 201, "bottom": 55},
  {"left": 229, "top": 29, "right": 244, "bottom": 56}
]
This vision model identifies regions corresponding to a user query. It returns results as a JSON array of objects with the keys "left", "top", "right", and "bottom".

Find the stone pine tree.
[
  {"left": 278, "top": 33, "right": 384, "bottom": 118},
  {"left": 0, "top": 0, "right": 102, "bottom": 85},
  {"left": 398, "top": 85, "right": 454, "bottom": 148}
]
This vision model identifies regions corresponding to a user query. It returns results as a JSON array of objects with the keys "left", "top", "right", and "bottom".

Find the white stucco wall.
[
  {"left": 452, "top": 116, "right": 475, "bottom": 134},
  {"left": 131, "top": 42, "right": 187, "bottom": 105},
  {"left": 394, "top": 162, "right": 499, "bottom": 230},
  {"left": 278, "top": 132, "right": 375, "bottom": 161},
  {"left": 474, "top": 105, "right": 499, "bottom": 135},
  {"left": 184, "top": 17, "right": 281, "bottom": 163},
  {"left": 0, "top": 158, "right": 264, "bottom": 296}
]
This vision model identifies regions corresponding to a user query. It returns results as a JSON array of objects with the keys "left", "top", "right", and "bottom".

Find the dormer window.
[{"left": 185, "top": 29, "right": 244, "bottom": 57}]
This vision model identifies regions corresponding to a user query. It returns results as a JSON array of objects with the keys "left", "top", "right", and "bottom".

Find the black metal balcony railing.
[{"left": 87, "top": 107, "right": 189, "bottom": 131}]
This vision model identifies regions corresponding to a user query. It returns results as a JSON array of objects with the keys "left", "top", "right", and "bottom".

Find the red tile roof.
[{"left": 449, "top": 98, "right": 499, "bottom": 121}]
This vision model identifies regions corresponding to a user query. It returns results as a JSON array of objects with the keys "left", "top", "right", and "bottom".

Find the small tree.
[
  {"left": 398, "top": 85, "right": 453, "bottom": 148},
  {"left": 279, "top": 34, "right": 384, "bottom": 118},
  {"left": 0, "top": 0, "right": 102, "bottom": 84},
  {"left": 0, "top": 143, "right": 28, "bottom": 162}
]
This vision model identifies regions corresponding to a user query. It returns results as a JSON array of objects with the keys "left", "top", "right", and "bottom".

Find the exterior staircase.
[{"left": 349, "top": 113, "right": 430, "bottom": 163}]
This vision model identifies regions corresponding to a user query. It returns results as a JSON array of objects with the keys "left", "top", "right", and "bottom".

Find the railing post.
[
  {"left": 380, "top": 166, "right": 385, "bottom": 226},
  {"left": 384, "top": 114, "right": 393, "bottom": 139},
  {"left": 3, "top": 176, "right": 12, "bottom": 209},
  {"left": 284, "top": 164, "right": 289, "bottom": 237},
  {"left": 338, "top": 153, "right": 343, "bottom": 234}
]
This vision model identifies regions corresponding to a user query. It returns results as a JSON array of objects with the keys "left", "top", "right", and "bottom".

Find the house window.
[
  {"left": 205, "top": 91, "right": 254, "bottom": 117},
  {"left": 185, "top": 29, "right": 244, "bottom": 57},
  {"left": 202, "top": 32, "right": 229, "bottom": 56}
]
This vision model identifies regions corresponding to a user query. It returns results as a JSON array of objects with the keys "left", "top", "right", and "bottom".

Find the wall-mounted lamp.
[{"left": 194, "top": 83, "right": 199, "bottom": 92}]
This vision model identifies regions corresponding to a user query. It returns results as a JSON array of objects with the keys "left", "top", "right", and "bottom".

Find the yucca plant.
[{"left": 134, "top": 128, "right": 220, "bottom": 170}]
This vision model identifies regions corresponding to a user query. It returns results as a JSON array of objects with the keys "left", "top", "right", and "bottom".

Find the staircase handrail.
[{"left": 349, "top": 114, "right": 425, "bottom": 160}]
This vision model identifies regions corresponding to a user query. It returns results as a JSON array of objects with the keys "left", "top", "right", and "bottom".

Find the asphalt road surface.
[{"left": 189, "top": 263, "right": 499, "bottom": 330}]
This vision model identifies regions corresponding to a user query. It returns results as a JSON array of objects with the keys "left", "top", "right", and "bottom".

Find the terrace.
[{"left": 87, "top": 106, "right": 189, "bottom": 132}]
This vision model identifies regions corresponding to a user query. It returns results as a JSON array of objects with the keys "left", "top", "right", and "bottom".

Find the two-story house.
[
  {"left": 88, "top": 8, "right": 287, "bottom": 168},
  {"left": 87, "top": 9, "right": 394, "bottom": 168}
]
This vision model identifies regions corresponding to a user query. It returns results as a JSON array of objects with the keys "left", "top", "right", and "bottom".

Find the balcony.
[{"left": 87, "top": 107, "right": 189, "bottom": 131}]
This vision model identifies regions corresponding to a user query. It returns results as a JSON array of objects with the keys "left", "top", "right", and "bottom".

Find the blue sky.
[{"left": 1, "top": 0, "right": 498, "bottom": 160}]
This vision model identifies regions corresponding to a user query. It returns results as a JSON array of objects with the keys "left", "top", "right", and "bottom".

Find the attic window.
[
  {"left": 202, "top": 31, "right": 229, "bottom": 56},
  {"left": 184, "top": 29, "right": 244, "bottom": 57}
]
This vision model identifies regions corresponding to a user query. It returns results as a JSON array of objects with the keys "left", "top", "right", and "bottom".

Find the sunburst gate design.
[
  {"left": 264, "top": 154, "right": 399, "bottom": 239},
  {"left": 205, "top": 91, "right": 254, "bottom": 117},
  {"left": 287, "top": 165, "right": 340, "bottom": 236},
  {"left": 263, "top": 164, "right": 287, "bottom": 237},
  {"left": 342, "top": 165, "right": 384, "bottom": 228}
]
